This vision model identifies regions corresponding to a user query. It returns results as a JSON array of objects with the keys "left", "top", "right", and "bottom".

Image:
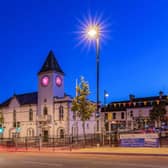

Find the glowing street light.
[
  {"left": 85, "top": 24, "right": 101, "bottom": 117},
  {"left": 86, "top": 25, "right": 99, "bottom": 39}
]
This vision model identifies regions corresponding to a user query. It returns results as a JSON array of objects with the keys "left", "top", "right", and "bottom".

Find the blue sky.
[{"left": 1, "top": 0, "right": 168, "bottom": 103}]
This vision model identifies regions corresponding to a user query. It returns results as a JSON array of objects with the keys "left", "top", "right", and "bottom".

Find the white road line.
[{"left": 23, "top": 160, "right": 63, "bottom": 167}]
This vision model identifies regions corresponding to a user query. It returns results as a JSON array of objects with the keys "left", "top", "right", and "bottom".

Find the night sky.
[{"left": 1, "top": 0, "right": 168, "bottom": 104}]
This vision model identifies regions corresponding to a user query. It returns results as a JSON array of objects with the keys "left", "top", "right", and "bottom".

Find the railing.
[{"left": 37, "top": 115, "right": 52, "bottom": 123}]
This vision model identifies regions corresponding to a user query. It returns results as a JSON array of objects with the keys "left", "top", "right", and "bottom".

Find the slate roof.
[
  {"left": 0, "top": 92, "right": 38, "bottom": 107},
  {"left": 102, "top": 95, "right": 168, "bottom": 112},
  {"left": 38, "top": 50, "right": 64, "bottom": 75}
]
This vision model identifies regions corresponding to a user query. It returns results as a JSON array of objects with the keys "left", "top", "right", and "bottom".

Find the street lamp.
[{"left": 86, "top": 25, "right": 100, "bottom": 117}]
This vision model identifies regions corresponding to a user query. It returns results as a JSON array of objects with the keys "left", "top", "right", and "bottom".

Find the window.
[
  {"left": 27, "top": 128, "right": 34, "bottom": 137},
  {"left": 121, "top": 112, "right": 125, "bottom": 119},
  {"left": 130, "top": 111, "right": 133, "bottom": 117},
  {"left": 105, "top": 113, "right": 108, "bottom": 120},
  {"left": 105, "top": 122, "right": 109, "bottom": 131},
  {"left": 13, "top": 110, "right": 16, "bottom": 128},
  {"left": 59, "top": 106, "right": 64, "bottom": 121},
  {"left": 43, "top": 106, "right": 48, "bottom": 115},
  {"left": 17, "top": 122, "right": 20, "bottom": 128},
  {"left": 60, "top": 129, "right": 64, "bottom": 139},
  {"left": 113, "top": 113, "right": 116, "bottom": 119},
  {"left": 29, "top": 109, "right": 33, "bottom": 121},
  {"left": 87, "top": 123, "right": 89, "bottom": 129},
  {"left": 97, "top": 120, "right": 99, "bottom": 131}
]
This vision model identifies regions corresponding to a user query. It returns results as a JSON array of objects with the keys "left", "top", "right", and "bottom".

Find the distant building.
[
  {"left": 0, "top": 50, "right": 97, "bottom": 139},
  {"left": 101, "top": 92, "right": 168, "bottom": 132}
]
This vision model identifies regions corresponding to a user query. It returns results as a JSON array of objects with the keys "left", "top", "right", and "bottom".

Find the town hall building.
[{"left": 0, "top": 50, "right": 97, "bottom": 139}]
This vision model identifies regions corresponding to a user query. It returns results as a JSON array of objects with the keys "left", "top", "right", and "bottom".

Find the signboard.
[{"left": 120, "top": 133, "right": 159, "bottom": 147}]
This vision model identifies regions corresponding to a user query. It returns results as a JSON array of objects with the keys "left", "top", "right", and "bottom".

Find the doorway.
[{"left": 43, "top": 130, "right": 48, "bottom": 142}]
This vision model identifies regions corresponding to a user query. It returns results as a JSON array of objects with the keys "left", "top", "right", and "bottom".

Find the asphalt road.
[{"left": 0, "top": 152, "right": 168, "bottom": 168}]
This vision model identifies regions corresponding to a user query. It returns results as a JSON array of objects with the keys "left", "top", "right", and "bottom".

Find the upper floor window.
[
  {"left": 105, "top": 113, "right": 108, "bottom": 120},
  {"left": 130, "top": 111, "right": 133, "bottom": 117},
  {"left": 43, "top": 106, "right": 48, "bottom": 115},
  {"left": 13, "top": 110, "right": 16, "bottom": 122},
  {"left": 29, "top": 109, "right": 33, "bottom": 121},
  {"left": 113, "top": 113, "right": 116, "bottom": 119},
  {"left": 121, "top": 112, "right": 125, "bottom": 119},
  {"left": 59, "top": 106, "right": 64, "bottom": 121}
]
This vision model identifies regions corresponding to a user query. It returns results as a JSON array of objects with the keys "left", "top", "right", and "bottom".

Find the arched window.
[
  {"left": 43, "top": 106, "right": 48, "bottom": 115},
  {"left": 60, "top": 129, "right": 64, "bottom": 139},
  {"left": 59, "top": 106, "right": 64, "bottom": 121},
  {"left": 29, "top": 109, "right": 33, "bottom": 121}
]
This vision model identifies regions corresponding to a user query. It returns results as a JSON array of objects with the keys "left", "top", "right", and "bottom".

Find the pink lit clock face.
[
  {"left": 55, "top": 75, "right": 62, "bottom": 87},
  {"left": 41, "top": 76, "right": 49, "bottom": 86}
]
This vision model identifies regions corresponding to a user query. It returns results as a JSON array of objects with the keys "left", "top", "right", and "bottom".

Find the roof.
[
  {"left": 0, "top": 92, "right": 38, "bottom": 107},
  {"left": 38, "top": 50, "right": 64, "bottom": 75},
  {"left": 102, "top": 95, "right": 168, "bottom": 112}
]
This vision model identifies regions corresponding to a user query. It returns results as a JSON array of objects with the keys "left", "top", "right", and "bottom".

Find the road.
[{"left": 0, "top": 152, "right": 168, "bottom": 168}]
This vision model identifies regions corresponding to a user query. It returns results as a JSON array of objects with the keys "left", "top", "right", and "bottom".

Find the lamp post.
[{"left": 86, "top": 25, "right": 100, "bottom": 117}]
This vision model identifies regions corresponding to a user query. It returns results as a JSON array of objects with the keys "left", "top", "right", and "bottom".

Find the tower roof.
[{"left": 38, "top": 50, "right": 64, "bottom": 75}]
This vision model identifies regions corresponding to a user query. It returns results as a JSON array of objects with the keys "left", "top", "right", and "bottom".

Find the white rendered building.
[{"left": 0, "top": 50, "right": 97, "bottom": 139}]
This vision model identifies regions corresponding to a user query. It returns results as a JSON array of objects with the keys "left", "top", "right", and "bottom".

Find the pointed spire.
[{"left": 38, "top": 50, "right": 64, "bottom": 75}]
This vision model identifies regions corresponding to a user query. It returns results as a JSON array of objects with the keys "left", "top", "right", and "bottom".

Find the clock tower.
[{"left": 37, "top": 50, "right": 64, "bottom": 115}]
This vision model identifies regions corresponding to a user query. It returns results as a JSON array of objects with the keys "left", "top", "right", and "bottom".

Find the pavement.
[
  {"left": 1, "top": 146, "right": 168, "bottom": 156},
  {"left": 1, "top": 151, "right": 168, "bottom": 168},
  {"left": 76, "top": 147, "right": 168, "bottom": 156}
]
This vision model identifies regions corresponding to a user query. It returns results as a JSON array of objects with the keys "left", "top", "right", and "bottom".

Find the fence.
[
  {"left": 1, "top": 132, "right": 167, "bottom": 151},
  {"left": 0, "top": 133, "right": 119, "bottom": 151}
]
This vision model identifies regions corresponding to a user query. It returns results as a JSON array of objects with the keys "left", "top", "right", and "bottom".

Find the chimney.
[
  {"left": 159, "top": 91, "right": 163, "bottom": 99},
  {"left": 129, "top": 94, "right": 135, "bottom": 101}
]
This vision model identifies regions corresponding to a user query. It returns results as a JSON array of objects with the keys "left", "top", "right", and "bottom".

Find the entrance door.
[{"left": 43, "top": 130, "right": 48, "bottom": 142}]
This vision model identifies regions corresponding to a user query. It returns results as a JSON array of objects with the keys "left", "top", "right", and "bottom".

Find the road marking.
[{"left": 23, "top": 160, "right": 63, "bottom": 167}]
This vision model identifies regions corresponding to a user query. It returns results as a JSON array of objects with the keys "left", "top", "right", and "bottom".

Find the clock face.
[
  {"left": 55, "top": 75, "right": 62, "bottom": 87},
  {"left": 41, "top": 76, "right": 49, "bottom": 86}
]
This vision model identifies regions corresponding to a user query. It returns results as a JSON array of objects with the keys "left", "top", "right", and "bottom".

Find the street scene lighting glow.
[
  {"left": 105, "top": 93, "right": 109, "bottom": 97},
  {"left": 87, "top": 27, "right": 98, "bottom": 39},
  {"left": 75, "top": 14, "right": 108, "bottom": 48}
]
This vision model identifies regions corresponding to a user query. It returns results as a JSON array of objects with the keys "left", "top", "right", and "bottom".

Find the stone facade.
[{"left": 0, "top": 50, "right": 97, "bottom": 139}]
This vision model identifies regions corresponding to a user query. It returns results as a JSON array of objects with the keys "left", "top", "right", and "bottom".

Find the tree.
[
  {"left": 149, "top": 100, "right": 167, "bottom": 128},
  {"left": 71, "top": 76, "right": 96, "bottom": 143}
]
